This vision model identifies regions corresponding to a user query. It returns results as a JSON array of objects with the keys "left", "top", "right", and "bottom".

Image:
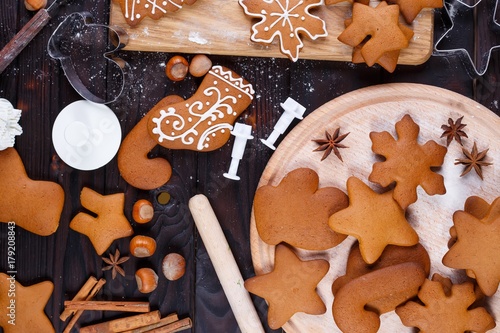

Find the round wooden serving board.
[{"left": 250, "top": 83, "right": 500, "bottom": 332}]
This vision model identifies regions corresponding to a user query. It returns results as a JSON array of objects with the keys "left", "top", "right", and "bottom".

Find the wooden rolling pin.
[{"left": 189, "top": 194, "right": 265, "bottom": 333}]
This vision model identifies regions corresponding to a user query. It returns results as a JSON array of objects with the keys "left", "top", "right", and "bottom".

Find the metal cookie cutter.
[
  {"left": 434, "top": 0, "right": 500, "bottom": 76},
  {"left": 48, "top": 12, "right": 129, "bottom": 104}
]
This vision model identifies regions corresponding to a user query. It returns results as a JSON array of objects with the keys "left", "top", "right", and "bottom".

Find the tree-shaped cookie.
[
  {"left": 328, "top": 177, "right": 419, "bottom": 264},
  {"left": 369, "top": 114, "right": 447, "bottom": 209},
  {"left": 443, "top": 196, "right": 500, "bottom": 296},
  {"left": 239, "top": 0, "right": 328, "bottom": 61},
  {"left": 396, "top": 274, "right": 496, "bottom": 332},
  {"left": 244, "top": 244, "right": 329, "bottom": 329},
  {"left": 70, "top": 187, "right": 134, "bottom": 255},
  {"left": 254, "top": 168, "right": 349, "bottom": 251},
  {"left": 338, "top": 2, "right": 409, "bottom": 66}
]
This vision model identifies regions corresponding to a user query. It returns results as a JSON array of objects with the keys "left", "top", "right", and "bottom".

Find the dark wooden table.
[{"left": 0, "top": 0, "right": 499, "bottom": 332}]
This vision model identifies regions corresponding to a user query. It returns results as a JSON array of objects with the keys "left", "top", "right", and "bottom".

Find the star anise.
[
  {"left": 455, "top": 141, "right": 492, "bottom": 180},
  {"left": 312, "top": 128, "right": 349, "bottom": 161},
  {"left": 102, "top": 249, "right": 129, "bottom": 279},
  {"left": 441, "top": 116, "right": 468, "bottom": 146}
]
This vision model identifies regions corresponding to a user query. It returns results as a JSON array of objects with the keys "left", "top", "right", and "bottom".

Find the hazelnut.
[
  {"left": 135, "top": 268, "right": 158, "bottom": 293},
  {"left": 24, "top": 0, "right": 47, "bottom": 11},
  {"left": 189, "top": 54, "right": 212, "bottom": 77},
  {"left": 162, "top": 253, "right": 186, "bottom": 281},
  {"left": 129, "top": 235, "right": 157, "bottom": 258},
  {"left": 132, "top": 199, "right": 154, "bottom": 224},
  {"left": 165, "top": 55, "right": 189, "bottom": 81}
]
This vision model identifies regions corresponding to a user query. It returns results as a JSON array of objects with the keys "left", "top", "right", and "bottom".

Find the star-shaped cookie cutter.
[
  {"left": 48, "top": 12, "right": 129, "bottom": 104},
  {"left": 434, "top": 0, "right": 500, "bottom": 76}
]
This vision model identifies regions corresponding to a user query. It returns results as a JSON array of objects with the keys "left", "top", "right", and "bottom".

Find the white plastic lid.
[{"left": 52, "top": 100, "right": 121, "bottom": 171}]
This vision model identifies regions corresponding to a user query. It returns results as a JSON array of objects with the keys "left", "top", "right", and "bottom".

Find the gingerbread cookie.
[
  {"left": 239, "top": 0, "right": 328, "bottom": 62},
  {"left": 0, "top": 148, "right": 64, "bottom": 236},
  {"left": 254, "top": 168, "right": 349, "bottom": 251},
  {"left": 338, "top": 2, "right": 409, "bottom": 67},
  {"left": 147, "top": 66, "right": 254, "bottom": 151},
  {"left": 0, "top": 273, "right": 55, "bottom": 333},
  {"left": 328, "top": 177, "right": 419, "bottom": 264},
  {"left": 369, "top": 114, "right": 447, "bottom": 209},
  {"left": 244, "top": 244, "right": 329, "bottom": 329},
  {"left": 443, "top": 196, "right": 500, "bottom": 296},
  {"left": 386, "top": 0, "right": 443, "bottom": 23},
  {"left": 396, "top": 274, "right": 496, "bottom": 332},
  {"left": 70, "top": 187, "right": 134, "bottom": 255},
  {"left": 113, "top": 0, "right": 198, "bottom": 27},
  {"left": 325, "top": 0, "right": 369, "bottom": 4}
]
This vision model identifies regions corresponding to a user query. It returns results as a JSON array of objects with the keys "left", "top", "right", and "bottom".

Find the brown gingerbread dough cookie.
[
  {"left": 386, "top": 0, "right": 443, "bottom": 23},
  {"left": 113, "top": 0, "right": 198, "bottom": 27},
  {"left": 0, "top": 147, "right": 64, "bottom": 235},
  {"left": 396, "top": 273, "right": 496, "bottom": 332},
  {"left": 369, "top": 114, "right": 447, "bottom": 209},
  {"left": 254, "top": 168, "right": 349, "bottom": 251},
  {"left": 329, "top": 176, "right": 419, "bottom": 264},
  {"left": 0, "top": 273, "right": 55, "bottom": 333},
  {"left": 244, "top": 243, "right": 329, "bottom": 329},
  {"left": 443, "top": 196, "right": 500, "bottom": 296}
]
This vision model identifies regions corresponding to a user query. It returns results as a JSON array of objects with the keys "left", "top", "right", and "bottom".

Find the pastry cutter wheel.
[
  {"left": 0, "top": 0, "right": 70, "bottom": 74},
  {"left": 434, "top": 0, "right": 500, "bottom": 76},
  {"left": 47, "top": 12, "right": 129, "bottom": 104}
]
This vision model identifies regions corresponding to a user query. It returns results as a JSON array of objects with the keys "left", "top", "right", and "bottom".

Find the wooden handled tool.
[{"left": 189, "top": 194, "right": 265, "bottom": 333}]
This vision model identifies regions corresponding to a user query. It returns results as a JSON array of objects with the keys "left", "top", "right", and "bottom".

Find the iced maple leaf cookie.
[
  {"left": 443, "top": 196, "right": 500, "bottom": 296},
  {"left": 114, "top": 0, "right": 197, "bottom": 27},
  {"left": 369, "top": 114, "right": 447, "bottom": 209},
  {"left": 239, "top": 0, "right": 328, "bottom": 62}
]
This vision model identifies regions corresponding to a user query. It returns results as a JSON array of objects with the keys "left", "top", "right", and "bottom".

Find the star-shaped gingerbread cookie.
[
  {"left": 369, "top": 114, "right": 447, "bottom": 209},
  {"left": 328, "top": 177, "right": 419, "bottom": 264},
  {"left": 0, "top": 273, "right": 55, "bottom": 333},
  {"left": 443, "top": 196, "right": 500, "bottom": 296},
  {"left": 386, "top": 0, "right": 443, "bottom": 23},
  {"left": 70, "top": 187, "right": 133, "bottom": 255},
  {"left": 244, "top": 244, "right": 329, "bottom": 329}
]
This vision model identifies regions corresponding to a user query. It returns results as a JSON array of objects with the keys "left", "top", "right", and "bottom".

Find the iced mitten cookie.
[
  {"left": 147, "top": 66, "right": 254, "bottom": 151},
  {"left": 0, "top": 148, "right": 64, "bottom": 235},
  {"left": 239, "top": 0, "right": 327, "bottom": 61},
  {"left": 443, "top": 196, "right": 500, "bottom": 296},
  {"left": 369, "top": 114, "right": 447, "bottom": 209},
  {"left": 254, "top": 168, "right": 349, "bottom": 251},
  {"left": 113, "top": 0, "right": 198, "bottom": 27},
  {"left": 244, "top": 244, "right": 329, "bottom": 329},
  {"left": 0, "top": 273, "right": 55, "bottom": 333}
]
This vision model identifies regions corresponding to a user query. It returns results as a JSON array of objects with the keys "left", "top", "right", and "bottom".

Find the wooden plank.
[{"left": 109, "top": 0, "right": 434, "bottom": 65}]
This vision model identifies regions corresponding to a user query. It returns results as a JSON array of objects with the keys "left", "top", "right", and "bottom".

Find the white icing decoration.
[
  {"left": 0, "top": 99, "right": 23, "bottom": 151},
  {"left": 122, "top": 0, "right": 183, "bottom": 22}
]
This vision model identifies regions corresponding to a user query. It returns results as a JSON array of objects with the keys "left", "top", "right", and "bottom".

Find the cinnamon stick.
[
  {"left": 60, "top": 276, "right": 99, "bottom": 321},
  {"left": 79, "top": 310, "right": 161, "bottom": 333},
  {"left": 147, "top": 317, "right": 192, "bottom": 333},
  {"left": 64, "top": 300, "right": 150, "bottom": 313},
  {"left": 121, "top": 313, "right": 179, "bottom": 333},
  {"left": 63, "top": 278, "right": 106, "bottom": 333}
]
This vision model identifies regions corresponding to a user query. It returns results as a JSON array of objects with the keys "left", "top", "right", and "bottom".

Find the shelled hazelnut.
[
  {"left": 130, "top": 235, "right": 157, "bottom": 258},
  {"left": 25, "top": 0, "right": 47, "bottom": 11},
  {"left": 189, "top": 55, "right": 212, "bottom": 77},
  {"left": 162, "top": 253, "right": 186, "bottom": 281},
  {"left": 165, "top": 55, "right": 189, "bottom": 81},
  {"left": 135, "top": 268, "right": 158, "bottom": 293},
  {"left": 132, "top": 199, "right": 154, "bottom": 224}
]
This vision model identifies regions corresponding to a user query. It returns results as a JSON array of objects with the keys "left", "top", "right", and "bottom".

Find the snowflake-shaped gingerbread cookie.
[{"left": 239, "top": 0, "right": 328, "bottom": 61}]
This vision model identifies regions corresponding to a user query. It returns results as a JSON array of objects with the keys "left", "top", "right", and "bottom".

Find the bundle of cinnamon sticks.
[{"left": 60, "top": 276, "right": 192, "bottom": 333}]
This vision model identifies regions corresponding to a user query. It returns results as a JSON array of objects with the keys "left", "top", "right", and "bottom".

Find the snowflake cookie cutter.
[
  {"left": 434, "top": 0, "right": 500, "bottom": 76},
  {"left": 48, "top": 12, "right": 129, "bottom": 104}
]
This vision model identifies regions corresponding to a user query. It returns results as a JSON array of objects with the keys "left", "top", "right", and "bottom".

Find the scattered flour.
[{"left": 188, "top": 32, "right": 209, "bottom": 45}]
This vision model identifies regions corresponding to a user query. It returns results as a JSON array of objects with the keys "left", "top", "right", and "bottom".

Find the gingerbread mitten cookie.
[{"left": 147, "top": 66, "right": 254, "bottom": 151}]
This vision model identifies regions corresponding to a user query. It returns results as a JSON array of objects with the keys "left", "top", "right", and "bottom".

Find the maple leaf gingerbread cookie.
[
  {"left": 328, "top": 177, "right": 419, "bottom": 264},
  {"left": 443, "top": 196, "right": 500, "bottom": 296},
  {"left": 244, "top": 244, "right": 329, "bottom": 329},
  {"left": 239, "top": 0, "right": 328, "bottom": 61},
  {"left": 338, "top": 2, "right": 410, "bottom": 67},
  {"left": 396, "top": 274, "right": 496, "bottom": 332},
  {"left": 254, "top": 168, "right": 349, "bottom": 251},
  {"left": 369, "top": 114, "right": 447, "bottom": 209}
]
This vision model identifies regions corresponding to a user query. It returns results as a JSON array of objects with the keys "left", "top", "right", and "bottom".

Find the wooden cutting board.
[
  {"left": 109, "top": 0, "right": 434, "bottom": 64},
  {"left": 249, "top": 83, "right": 500, "bottom": 332}
]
